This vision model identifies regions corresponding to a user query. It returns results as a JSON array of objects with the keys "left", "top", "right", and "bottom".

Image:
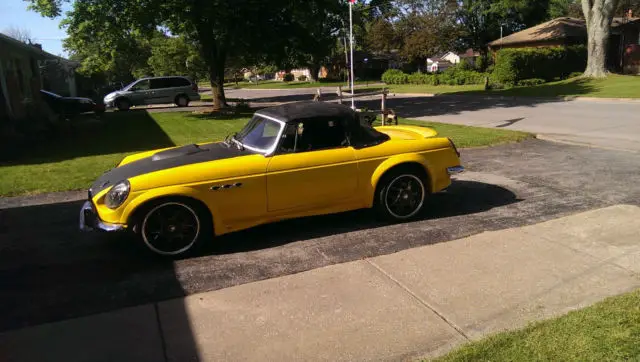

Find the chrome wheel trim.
[
  {"left": 384, "top": 174, "right": 425, "bottom": 219},
  {"left": 141, "top": 202, "right": 201, "bottom": 256}
]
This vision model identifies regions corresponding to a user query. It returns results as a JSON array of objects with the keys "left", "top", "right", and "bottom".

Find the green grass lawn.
[
  {"left": 477, "top": 74, "right": 640, "bottom": 98},
  {"left": 377, "top": 74, "right": 640, "bottom": 98},
  {"left": 389, "top": 118, "right": 531, "bottom": 148},
  {"left": 0, "top": 111, "right": 530, "bottom": 196},
  {"left": 436, "top": 289, "right": 640, "bottom": 361},
  {"left": 0, "top": 111, "right": 251, "bottom": 196}
]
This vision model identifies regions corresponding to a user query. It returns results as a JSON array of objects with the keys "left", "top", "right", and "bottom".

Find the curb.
[
  {"left": 380, "top": 92, "right": 640, "bottom": 103},
  {"left": 0, "top": 191, "right": 86, "bottom": 210},
  {"left": 535, "top": 134, "right": 640, "bottom": 153}
]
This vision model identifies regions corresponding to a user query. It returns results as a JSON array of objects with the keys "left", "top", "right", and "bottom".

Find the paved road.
[
  {"left": 2, "top": 139, "right": 639, "bottom": 332},
  {"left": 175, "top": 88, "right": 640, "bottom": 151}
]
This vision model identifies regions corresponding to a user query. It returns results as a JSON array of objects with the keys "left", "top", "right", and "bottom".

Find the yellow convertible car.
[{"left": 80, "top": 102, "right": 463, "bottom": 256}]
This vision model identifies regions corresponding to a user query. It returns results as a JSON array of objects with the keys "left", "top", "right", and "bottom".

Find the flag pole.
[{"left": 349, "top": 0, "right": 355, "bottom": 110}]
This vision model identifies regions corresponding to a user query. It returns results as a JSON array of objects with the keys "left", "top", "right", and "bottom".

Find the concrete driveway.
[
  {"left": 185, "top": 88, "right": 640, "bottom": 151},
  {"left": 1, "top": 139, "right": 639, "bottom": 333}
]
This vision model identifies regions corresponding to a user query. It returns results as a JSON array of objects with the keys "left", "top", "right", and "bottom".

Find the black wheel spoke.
[
  {"left": 142, "top": 203, "right": 200, "bottom": 255},
  {"left": 385, "top": 175, "right": 425, "bottom": 218}
]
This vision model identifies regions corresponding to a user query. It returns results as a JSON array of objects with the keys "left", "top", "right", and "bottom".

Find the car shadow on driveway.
[
  {"left": 0, "top": 179, "right": 517, "bottom": 339},
  {"left": 212, "top": 180, "right": 520, "bottom": 254}
]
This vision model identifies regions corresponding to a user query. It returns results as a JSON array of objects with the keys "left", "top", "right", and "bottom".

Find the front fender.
[
  {"left": 118, "top": 185, "right": 223, "bottom": 234},
  {"left": 368, "top": 154, "right": 435, "bottom": 205}
]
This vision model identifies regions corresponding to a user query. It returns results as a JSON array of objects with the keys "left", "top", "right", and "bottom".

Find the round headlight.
[{"left": 105, "top": 180, "right": 130, "bottom": 209}]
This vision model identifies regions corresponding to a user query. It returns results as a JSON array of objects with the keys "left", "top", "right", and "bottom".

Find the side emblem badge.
[{"left": 211, "top": 183, "right": 242, "bottom": 191}]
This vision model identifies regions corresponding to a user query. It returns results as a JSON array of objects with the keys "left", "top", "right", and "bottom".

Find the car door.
[
  {"left": 148, "top": 78, "right": 172, "bottom": 104},
  {"left": 266, "top": 117, "right": 358, "bottom": 212},
  {"left": 127, "top": 79, "right": 152, "bottom": 105}
]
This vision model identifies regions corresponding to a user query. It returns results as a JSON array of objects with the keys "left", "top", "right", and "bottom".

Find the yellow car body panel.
[{"left": 88, "top": 122, "right": 462, "bottom": 237}]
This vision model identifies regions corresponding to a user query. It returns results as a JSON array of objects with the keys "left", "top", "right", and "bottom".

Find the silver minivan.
[{"left": 103, "top": 76, "right": 201, "bottom": 110}]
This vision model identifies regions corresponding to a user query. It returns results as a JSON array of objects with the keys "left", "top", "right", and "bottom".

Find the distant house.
[
  {"left": 487, "top": 16, "right": 640, "bottom": 73},
  {"left": 439, "top": 49, "right": 481, "bottom": 65},
  {"left": 0, "top": 32, "right": 78, "bottom": 123},
  {"left": 275, "top": 69, "right": 314, "bottom": 80},
  {"left": 426, "top": 57, "right": 453, "bottom": 73}
]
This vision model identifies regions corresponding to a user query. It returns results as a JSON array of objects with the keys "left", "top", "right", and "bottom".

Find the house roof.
[
  {"left": 0, "top": 32, "right": 48, "bottom": 58},
  {"left": 488, "top": 17, "right": 587, "bottom": 47},
  {"left": 459, "top": 48, "right": 480, "bottom": 58},
  {"left": 0, "top": 32, "right": 77, "bottom": 66}
]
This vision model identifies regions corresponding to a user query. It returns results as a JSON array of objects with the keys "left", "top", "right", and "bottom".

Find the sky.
[{"left": 0, "top": 0, "right": 71, "bottom": 57}]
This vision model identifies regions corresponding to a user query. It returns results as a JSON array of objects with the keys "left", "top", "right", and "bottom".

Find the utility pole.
[
  {"left": 349, "top": 0, "right": 355, "bottom": 109},
  {"left": 343, "top": 36, "right": 348, "bottom": 84}
]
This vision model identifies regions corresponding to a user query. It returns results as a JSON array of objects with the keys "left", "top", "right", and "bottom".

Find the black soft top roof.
[
  {"left": 258, "top": 101, "right": 355, "bottom": 123},
  {"left": 258, "top": 101, "right": 390, "bottom": 148}
]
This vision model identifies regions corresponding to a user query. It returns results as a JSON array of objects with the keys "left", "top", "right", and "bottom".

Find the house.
[
  {"left": 439, "top": 49, "right": 481, "bottom": 65},
  {"left": 426, "top": 57, "right": 453, "bottom": 73},
  {"left": 488, "top": 17, "right": 588, "bottom": 51},
  {"left": 487, "top": 15, "right": 640, "bottom": 73},
  {"left": 275, "top": 69, "right": 315, "bottom": 81},
  {"left": 0, "top": 32, "right": 78, "bottom": 123}
]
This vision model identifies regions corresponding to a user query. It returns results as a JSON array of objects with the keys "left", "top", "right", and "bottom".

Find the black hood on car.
[{"left": 90, "top": 142, "right": 250, "bottom": 195}]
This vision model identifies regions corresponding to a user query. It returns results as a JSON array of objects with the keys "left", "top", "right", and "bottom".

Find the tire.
[
  {"left": 115, "top": 98, "right": 131, "bottom": 111},
  {"left": 175, "top": 95, "right": 190, "bottom": 107},
  {"left": 134, "top": 198, "right": 212, "bottom": 258},
  {"left": 374, "top": 168, "right": 427, "bottom": 221}
]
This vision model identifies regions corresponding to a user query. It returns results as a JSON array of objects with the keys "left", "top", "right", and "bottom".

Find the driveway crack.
[{"left": 364, "top": 259, "right": 470, "bottom": 341}]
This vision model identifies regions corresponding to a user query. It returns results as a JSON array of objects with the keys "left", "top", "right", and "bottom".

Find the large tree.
[
  {"left": 581, "top": 0, "right": 620, "bottom": 77},
  {"left": 28, "top": 0, "right": 343, "bottom": 109},
  {"left": 457, "top": 0, "right": 551, "bottom": 55}
]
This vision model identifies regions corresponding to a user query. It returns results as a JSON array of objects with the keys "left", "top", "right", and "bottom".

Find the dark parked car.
[{"left": 39, "top": 90, "right": 105, "bottom": 118}]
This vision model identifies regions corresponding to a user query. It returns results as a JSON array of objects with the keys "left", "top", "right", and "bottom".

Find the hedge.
[
  {"left": 492, "top": 45, "right": 587, "bottom": 86},
  {"left": 382, "top": 67, "right": 487, "bottom": 86},
  {"left": 381, "top": 69, "right": 408, "bottom": 84}
]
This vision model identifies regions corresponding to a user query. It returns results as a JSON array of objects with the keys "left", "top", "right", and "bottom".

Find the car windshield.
[
  {"left": 234, "top": 114, "right": 283, "bottom": 154},
  {"left": 122, "top": 80, "right": 136, "bottom": 91}
]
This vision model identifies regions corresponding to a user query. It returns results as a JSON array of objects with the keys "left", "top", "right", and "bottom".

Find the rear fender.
[{"left": 368, "top": 154, "right": 434, "bottom": 206}]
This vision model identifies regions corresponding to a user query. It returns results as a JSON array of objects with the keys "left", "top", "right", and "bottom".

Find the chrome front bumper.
[
  {"left": 447, "top": 166, "right": 465, "bottom": 175},
  {"left": 79, "top": 201, "right": 125, "bottom": 232}
]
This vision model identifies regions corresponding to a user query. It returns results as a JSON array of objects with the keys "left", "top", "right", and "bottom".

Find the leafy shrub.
[
  {"left": 297, "top": 75, "right": 307, "bottom": 81},
  {"left": 438, "top": 66, "right": 487, "bottom": 85},
  {"left": 457, "top": 58, "right": 475, "bottom": 71},
  {"left": 475, "top": 55, "right": 492, "bottom": 72},
  {"left": 492, "top": 46, "right": 587, "bottom": 85},
  {"left": 408, "top": 72, "right": 436, "bottom": 85},
  {"left": 518, "top": 78, "right": 546, "bottom": 87},
  {"left": 381, "top": 69, "right": 408, "bottom": 84},
  {"left": 568, "top": 71, "right": 583, "bottom": 78},
  {"left": 283, "top": 73, "right": 294, "bottom": 82}
]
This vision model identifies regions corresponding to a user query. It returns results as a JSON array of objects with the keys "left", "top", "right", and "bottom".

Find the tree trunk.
[
  {"left": 208, "top": 64, "right": 226, "bottom": 110},
  {"left": 196, "top": 21, "right": 228, "bottom": 110},
  {"left": 582, "top": 0, "right": 618, "bottom": 78},
  {"left": 309, "top": 63, "right": 321, "bottom": 82}
]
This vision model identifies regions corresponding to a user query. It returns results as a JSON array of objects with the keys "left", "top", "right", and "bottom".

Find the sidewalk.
[{"left": 2, "top": 205, "right": 639, "bottom": 362}]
